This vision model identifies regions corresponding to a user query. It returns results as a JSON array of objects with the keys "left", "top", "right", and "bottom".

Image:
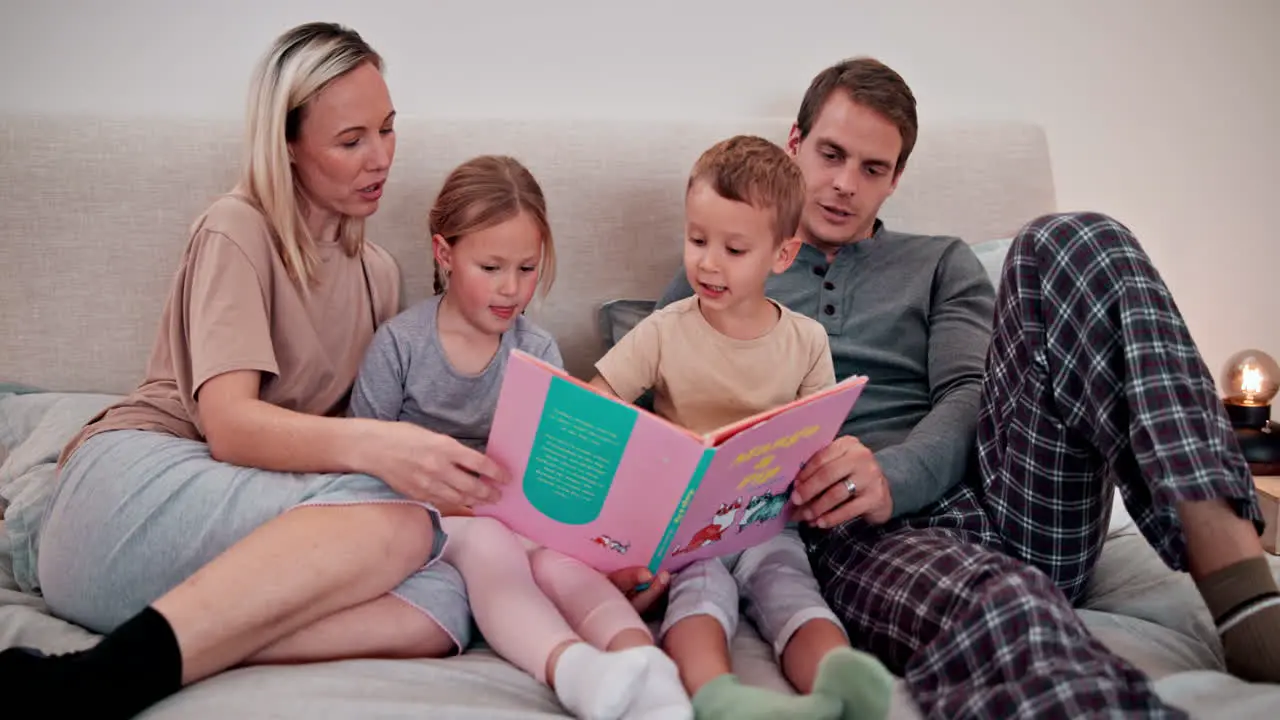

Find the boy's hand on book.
[
  {"left": 791, "top": 436, "right": 893, "bottom": 528},
  {"left": 607, "top": 566, "right": 670, "bottom": 613},
  {"left": 367, "top": 422, "right": 510, "bottom": 508}
]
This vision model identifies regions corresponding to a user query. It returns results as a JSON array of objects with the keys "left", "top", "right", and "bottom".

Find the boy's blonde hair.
[
  {"left": 687, "top": 135, "right": 805, "bottom": 243},
  {"left": 241, "top": 21, "right": 382, "bottom": 288},
  {"left": 429, "top": 155, "right": 556, "bottom": 298}
]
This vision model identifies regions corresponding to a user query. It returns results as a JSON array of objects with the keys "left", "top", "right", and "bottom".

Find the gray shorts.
[
  {"left": 21, "top": 429, "right": 472, "bottom": 649},
  {"left": 659, "top": 525, "right": 844, "bottom": 657}
]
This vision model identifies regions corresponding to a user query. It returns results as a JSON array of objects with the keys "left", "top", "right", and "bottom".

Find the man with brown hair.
[{"left": 646, "top": 58, "right": 1280, "bottom": 717}]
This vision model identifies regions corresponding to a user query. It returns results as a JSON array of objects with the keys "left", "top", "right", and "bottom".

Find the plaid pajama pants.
[{"left": 805, "top": 212, "right": 1264, "bottom": 719}]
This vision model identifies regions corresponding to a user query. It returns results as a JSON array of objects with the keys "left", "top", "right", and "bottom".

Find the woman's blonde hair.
[
  {"left": 241, "top": 22, "right": 382, "bottom": 287},
  {"left": 429, "top": 156, "right": 557, "bottom": 299}
]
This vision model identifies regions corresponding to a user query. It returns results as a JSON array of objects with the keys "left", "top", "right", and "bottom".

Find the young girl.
[{"left": 348, "top": 155, "right": 692, "bottom": 720}]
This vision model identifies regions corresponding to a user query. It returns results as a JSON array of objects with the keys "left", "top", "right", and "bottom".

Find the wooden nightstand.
[{"left": 1257, "top": 476, "right": 1280, "bottom": 555}]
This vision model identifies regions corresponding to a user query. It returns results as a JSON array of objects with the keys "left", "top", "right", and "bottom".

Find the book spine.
[{"left": 646, "top": 447, "right": 716, "bottom": 573}]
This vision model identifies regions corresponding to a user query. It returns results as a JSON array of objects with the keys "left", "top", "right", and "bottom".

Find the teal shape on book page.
[
  {"left": 522, "top": 377, "right": 638, "bottom": 524},
  {"left": 646, "top": 447, "right": 714, "bottom": 572}
]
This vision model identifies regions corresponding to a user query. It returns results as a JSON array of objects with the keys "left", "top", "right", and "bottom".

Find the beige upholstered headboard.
[{"left": 0, "top": 116, "right": 1055, "bottom": 393}]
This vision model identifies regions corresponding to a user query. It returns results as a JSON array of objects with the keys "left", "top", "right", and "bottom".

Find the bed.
[{"left": 2, "top": 114, "right": 1278, "bottom": 717}]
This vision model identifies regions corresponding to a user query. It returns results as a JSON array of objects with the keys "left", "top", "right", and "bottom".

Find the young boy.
[{"left": 590, "top": 136, "right": 893, "bottom": 720}]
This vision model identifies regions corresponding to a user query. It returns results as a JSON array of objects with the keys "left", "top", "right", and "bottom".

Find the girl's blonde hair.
[
  {"left": 429, "top": 156, "right": 557, "bottom": 298},
  {"left": 241, "top": 22, "right": 382, "bottom": 287}
]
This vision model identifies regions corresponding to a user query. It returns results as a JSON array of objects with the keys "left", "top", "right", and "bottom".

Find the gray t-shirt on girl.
[{"left": 348, "top": 294, "right": 563, "bottom": 451}]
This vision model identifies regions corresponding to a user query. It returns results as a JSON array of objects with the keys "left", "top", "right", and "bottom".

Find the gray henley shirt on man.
[
  {"left": 658, "top": 220, "right": 996, "bottom": 518},
  {"left": 348, "top": 294, "right": 563, "bottom": 452}
]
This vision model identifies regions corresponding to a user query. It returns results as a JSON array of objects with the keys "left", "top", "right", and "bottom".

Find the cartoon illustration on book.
[
  {"left": 669, "top": 498, "right": 744, "bottom": 556},
  {"left": 589, "top": 534, "right": 631, "bottom": 555},
  {"left": 737, "top": 481, "right": 794, "bottom": 533}
]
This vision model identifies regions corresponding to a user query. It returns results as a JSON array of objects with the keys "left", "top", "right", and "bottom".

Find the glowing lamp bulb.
[
  {"left": 1221, "top": 349, "right": 1280, "bottom": 408},
  {"left": 1221, "top": 349, "right": 1280, "bottom": 471}
]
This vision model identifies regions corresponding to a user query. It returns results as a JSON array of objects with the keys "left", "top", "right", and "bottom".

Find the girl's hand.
[{"left": 360, "top": 420, "right": 510, "bottom": 508}]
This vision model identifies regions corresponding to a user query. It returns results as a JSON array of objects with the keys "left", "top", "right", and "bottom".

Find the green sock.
[
  {"left": 692, "top": 674, "right": 841, "bottom": 720},
  {"left": 811, "top": 646, "right": 895, "bottom": 720}
]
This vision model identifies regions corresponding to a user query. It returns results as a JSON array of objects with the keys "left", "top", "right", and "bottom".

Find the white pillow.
[
  {"left": 970, "top": 237, "right": 1014, "bottom": 291},
  {"left": 1108, "top": 489, "right": 1137, "bottom": 537},
  {"left": 0, "top": 391, "right": 122, "bottom": 499}
]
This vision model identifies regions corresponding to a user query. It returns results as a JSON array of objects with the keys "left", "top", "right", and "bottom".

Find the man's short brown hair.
[
  {"left": 687, "top": 135, "right": 805, "bottom": 243},
  {"left": 795, "top": 57, "right": 918, "bottom": 173}
]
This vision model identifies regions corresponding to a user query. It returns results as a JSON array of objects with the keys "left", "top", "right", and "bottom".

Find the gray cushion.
[{"left": 597, "top": 298, "right": 657, "bottom": 349}]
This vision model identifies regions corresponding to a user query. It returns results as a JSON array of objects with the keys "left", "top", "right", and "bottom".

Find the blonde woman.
[{"left": 0, "top": 22, "right": 489, "bottom": 718}]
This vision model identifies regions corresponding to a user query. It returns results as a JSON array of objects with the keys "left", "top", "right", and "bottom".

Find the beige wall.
[{"left": 2, "top": 0, "right": 1277, "bottom": 385}]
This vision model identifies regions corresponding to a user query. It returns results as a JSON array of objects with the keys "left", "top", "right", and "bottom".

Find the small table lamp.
[{"left": 1221, "top": 349, "right": 1280, "bottom": 474}]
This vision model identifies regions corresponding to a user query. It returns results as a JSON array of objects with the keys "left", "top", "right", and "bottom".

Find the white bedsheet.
[{"left": 3, "top": 391, "right": 1279, "bottom": 718}]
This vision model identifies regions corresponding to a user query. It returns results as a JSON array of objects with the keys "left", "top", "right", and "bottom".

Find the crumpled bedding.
[{"left": 2, "top": 390, "right": 1278, "bottom": 718}]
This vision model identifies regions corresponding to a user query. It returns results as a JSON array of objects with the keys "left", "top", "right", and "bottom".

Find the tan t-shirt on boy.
[
  {"left": 595, "top": 296, "right": 836, "bottom": 436},
  {"left": 60, "top": 194, "right": 401, "bottom": 463}
]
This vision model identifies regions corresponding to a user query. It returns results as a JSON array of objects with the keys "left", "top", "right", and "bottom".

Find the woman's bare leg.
[
  {"left": 246, "top": 594, "right": 456, "bottom": 664},
  {"left": 153, "top": 502, "right": 438, "bottom": 683},
  {"left": 0, "top": 502, "right": 441, "bottom": 720}
]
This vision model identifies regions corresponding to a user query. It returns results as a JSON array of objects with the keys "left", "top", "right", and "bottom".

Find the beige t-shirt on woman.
[{"left": 60, "top": 194, "right": 401, "bottom": 463}]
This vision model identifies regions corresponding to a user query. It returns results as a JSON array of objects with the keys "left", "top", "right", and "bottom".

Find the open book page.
[
  {"left": 651, "top": 376, "right": 868, "bottom": 573},
  {"left": 478, "top": 351, "right": 706, "bottom": 573}
]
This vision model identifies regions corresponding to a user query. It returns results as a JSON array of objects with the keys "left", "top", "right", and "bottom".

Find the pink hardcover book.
[{"left": 476, "top": 350, "right": 868, "bottom": 574}]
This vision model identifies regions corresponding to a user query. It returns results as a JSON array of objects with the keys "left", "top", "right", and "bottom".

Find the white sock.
[
  {"left": 553, "top": 642, "right": 648, "bottom": 720},
  {"left": 621, "top": 646, "right": 694, "bottom": 720}
]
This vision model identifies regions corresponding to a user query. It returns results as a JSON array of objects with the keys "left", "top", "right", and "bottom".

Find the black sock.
[{"left": 0, "top": 606, "right": 183, "bottom": 719}]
